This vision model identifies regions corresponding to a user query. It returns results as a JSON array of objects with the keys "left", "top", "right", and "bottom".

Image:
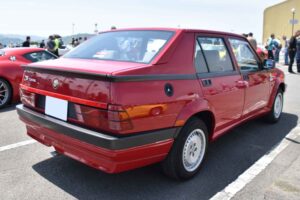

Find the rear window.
[{"left": 64, "top": 30, "right": 174, "bottom": 64}]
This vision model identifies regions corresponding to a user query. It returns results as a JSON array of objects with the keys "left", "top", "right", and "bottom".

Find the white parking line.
[
  {"left": 210, "top": 126, "right": 300, "bottom": 200},
  {"left": 0, "top": 140, "right": 37, "bottom": 152}
]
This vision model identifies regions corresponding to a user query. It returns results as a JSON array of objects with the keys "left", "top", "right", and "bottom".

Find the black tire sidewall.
[
  {"left": 174, "top": 119, "right": 208, "bottom": 179},
  {"left": 0, "top": 78, "right": 12, "bottom": 108}
]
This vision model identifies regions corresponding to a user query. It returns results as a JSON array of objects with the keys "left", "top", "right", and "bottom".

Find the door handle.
[
  {"left": 243, "top": 74, "right": 249, "bottom": 81},
  {"left": 202, "top": 79, "right": 212, "bottom": 87},
  {"left": 236, "top": 80, "right": 249, "bottom": 88}
]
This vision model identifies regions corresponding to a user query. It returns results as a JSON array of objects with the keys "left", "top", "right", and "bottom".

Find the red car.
[
  {"left": 17, "top": 28, "right": 285, "bottom": 180},
  {"left": 0, "top": 48, "right": 57, "bottom": 108},
  {"left": 256, "top": 46, "right": 268, "bottom": 60}
]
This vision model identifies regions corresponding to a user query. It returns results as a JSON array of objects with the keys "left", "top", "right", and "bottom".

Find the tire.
[
  {"left": 0, "top": 78, "right": 12, "bottom": 109},
  {"left": 162, "top": 118, "right": 208, "bottom": 180},
  {"left": 265, "top": 89, "right": 283, "bottom": 123}
]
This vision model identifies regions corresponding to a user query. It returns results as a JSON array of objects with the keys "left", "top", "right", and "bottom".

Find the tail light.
[
  {"left": 21, "top": 88, "right": 133, "bottom": 134},
  {"left": 107, "top": 105, "right": 133, "bottom": 132},
  {"left": 20, "top": 88, "right": 36, "bottom": 108},
  {"left": 69, "top": 103, "right": 133, "bottom": 133}
]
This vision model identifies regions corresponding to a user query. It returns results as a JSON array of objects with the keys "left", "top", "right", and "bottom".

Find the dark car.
[{"left": 17, "top": 28, "right": 285, "bottom": 180}]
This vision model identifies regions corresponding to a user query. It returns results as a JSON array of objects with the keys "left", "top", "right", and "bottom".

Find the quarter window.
[
  {"left": 24, "top": 51, "right": 57, "bottom": 62},
  {"left": 197, "top": 37, "right": 234, "bottom": 72},
  {"left": 229, "top": 39, "right": 259, "bottom": 71},
  {"left": 194, "top": 40, "right": 209, "bottom": 73}
]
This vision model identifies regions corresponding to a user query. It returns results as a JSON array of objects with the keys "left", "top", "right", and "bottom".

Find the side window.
[
  {"left": 197, "top": 37, "right": 234, "bottom": 72},
  {"left": 194, "top": 40, "right": 208, "bottom": 73},
  {"left": 24, "top": 51, "right": 57, "bottom": 62},
  {"left": 229, "top": 39, "right": 259, "bottom": 71}
]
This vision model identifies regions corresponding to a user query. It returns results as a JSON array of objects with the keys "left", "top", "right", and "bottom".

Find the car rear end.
[{"left": 17, "top": 29, "right": 179, "bottom": 173}]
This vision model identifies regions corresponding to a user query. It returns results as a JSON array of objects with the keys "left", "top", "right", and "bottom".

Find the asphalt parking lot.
[{"left": 0, "top": 65, "right": 299, "bottom": 200}]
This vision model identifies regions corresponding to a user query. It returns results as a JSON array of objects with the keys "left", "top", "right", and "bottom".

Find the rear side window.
[
  {"left": 197, "top": 37, "right": 234, "bottom": 73},
  {"left": 24, "top": 51, "right": 57, "bottom": 62}
]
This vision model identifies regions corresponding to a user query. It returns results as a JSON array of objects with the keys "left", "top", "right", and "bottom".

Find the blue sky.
[{"left": 1, "top": 0, "right": 284, "bottom": 42}]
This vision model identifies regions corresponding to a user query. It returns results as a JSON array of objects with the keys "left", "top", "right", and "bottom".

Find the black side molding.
[{"left": 17, "top": 105, "right": 180, "bottom": 150}]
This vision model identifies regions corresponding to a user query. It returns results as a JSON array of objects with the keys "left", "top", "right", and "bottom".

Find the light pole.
[
  {"left": 291, "top": 8, "right": 296, "bottom": 36},
  {"left": 72, "top": 23, "right": 75, "bottom": 35},
  {"left": 94, "top": 23, "right": 98, "bottom": 34}
]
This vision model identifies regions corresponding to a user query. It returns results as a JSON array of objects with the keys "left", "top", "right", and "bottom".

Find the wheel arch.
[
  {"left": 174, "top": 98, "right": 216, "bottom": 140},
  {"left": 0, "top": 76, "right": 13, "bottom": 104},
  {"left": 278, "top": 82, "right": 286, "bottom": 93},
  {"left": 186, "top": 111, "right": 215, "bottom": 141},
  {"left": 267, "top": 81, "right": 286, "bottom": 108}
]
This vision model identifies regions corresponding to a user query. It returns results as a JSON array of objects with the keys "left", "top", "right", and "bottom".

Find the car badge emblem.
[{"left": 52, "top": 79, "right": 60, "bottom": 90}]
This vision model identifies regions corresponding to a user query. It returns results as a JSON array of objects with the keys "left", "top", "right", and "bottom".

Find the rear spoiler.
[
  {"left": 22, "top": 65, "right": 197, "bottom": 82},
  {"left": 22, "top": 65, "right": 111, "bottom": 81}
]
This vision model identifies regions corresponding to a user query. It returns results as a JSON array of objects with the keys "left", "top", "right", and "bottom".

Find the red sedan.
[
  {"left": 0, "top": 48, "right": 57, "bottom": 108},
  {"left": 17, "top": 28, "right": 285, "bottom": 179}
]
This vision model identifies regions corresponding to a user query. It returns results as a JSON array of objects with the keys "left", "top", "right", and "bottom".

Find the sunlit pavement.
[
  {"left": 0, "top": 65, "right": 299, "bottom": 200},
  {"left": 230, "top": 64, "right": 300, "bottom": 200}
]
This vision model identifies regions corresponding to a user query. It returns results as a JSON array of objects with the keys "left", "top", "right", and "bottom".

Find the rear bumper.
[{"left": 17, "top": 104, "right": 179, "bottom": 173}]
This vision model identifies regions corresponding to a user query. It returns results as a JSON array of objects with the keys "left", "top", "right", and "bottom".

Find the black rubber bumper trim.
[{"left": 17, "top": 105, "right": 180, "bottom": 150}]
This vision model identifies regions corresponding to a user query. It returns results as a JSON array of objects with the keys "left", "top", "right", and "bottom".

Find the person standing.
[
  {"left": 22, "top": 36, "right": 31, "bottom": 47},
  {"left": 266, "top": 34, "right": 276, "bottom": 60},
  {"left": 53, "top": 35, "right": 60, "bottom": 57},
  {"left": 296, "top": 37, "right": 300, "bottom": 73},
  {"left": 247, "top": 32, "right": 257, "bottom": 50},
  {"left": 46, "top": 35, "right": 56, "bottom": 55},
  {"left": 288, "top": 30, "right": 300, "bottom": 73},
  {"left": 74, "top": 38, "right": 79, "bottom": 47},
  {"left": 282, "top": 35, "right": 289, "bottom": 65},
  {"left": 39, "top": 40, "right": 45, "bottom": 48},
  {"left": 274, "top": 37, "right": 282, "bottom": 63}
]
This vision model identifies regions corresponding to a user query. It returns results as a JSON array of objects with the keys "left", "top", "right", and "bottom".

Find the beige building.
[{"left": 263, "top": 0, "right": 300, "bottom": 44}]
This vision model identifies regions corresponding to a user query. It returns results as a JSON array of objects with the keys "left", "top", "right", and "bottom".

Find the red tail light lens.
[
  {"left": 68, "top": 103, "right": 133, "bottom": 134},
  {"left": 20, "top": 89, "right": 133, "bottom": 134},
  {"left": 20, "top": 88, "right": 36, "bottom": 108}
]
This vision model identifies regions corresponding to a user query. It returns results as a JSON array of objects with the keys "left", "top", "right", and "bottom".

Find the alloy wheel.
[
  {"left": 0, "top": 80, "right": 9, "bottom": 106},
  {"left": 274, "top": 93, "right": 283, "bottom": 119},
  {"left": 182, "top": 129, "right": 206, "bottom": 172}
]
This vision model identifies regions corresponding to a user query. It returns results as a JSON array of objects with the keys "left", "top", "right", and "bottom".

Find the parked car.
[
  {"left": 58, "top": 45, "right": 72, "bottom": 56},
  {"left": 256, "top": 45, "right": 268, "bottom": 60},
  {"left": 0, "top": 48, "right": 57, "bottom": 108},
  {"left": 17, "top": 28, "right": 285, "bottom": 180}
]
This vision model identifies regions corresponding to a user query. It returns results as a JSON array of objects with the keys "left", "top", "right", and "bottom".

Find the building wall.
[{"left": 263, "top": 0, "right": 300, "bottom": 44}]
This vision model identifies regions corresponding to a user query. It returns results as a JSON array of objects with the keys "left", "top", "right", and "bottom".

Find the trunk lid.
[
  {"left": 21, "top": 58, "right": 147, "bottom": 108},
  {"left": 26, "top": 58, "right": 147, "bottom": 75}
]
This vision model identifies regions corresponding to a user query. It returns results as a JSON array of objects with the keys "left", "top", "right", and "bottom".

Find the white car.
[{"left": 58, "top": 45, "right": 72, "bottom": 56}]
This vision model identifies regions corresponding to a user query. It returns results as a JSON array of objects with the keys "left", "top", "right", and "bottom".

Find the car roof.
[
  {"left": 101, "top": 27, "right": 245, "bottom": 39},
  {"left": 1, "top": 47, "right": 45, "bottom": 56}
]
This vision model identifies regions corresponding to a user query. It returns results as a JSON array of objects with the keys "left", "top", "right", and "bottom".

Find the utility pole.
[{"left": 291, "top": 8, "right": 296, "bottom": 36}]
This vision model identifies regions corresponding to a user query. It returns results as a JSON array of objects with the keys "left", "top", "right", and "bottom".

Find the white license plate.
[{"left": 45, "top": 96, "right": 68, "bottom": 121}]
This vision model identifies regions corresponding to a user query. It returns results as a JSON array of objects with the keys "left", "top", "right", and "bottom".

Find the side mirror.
[{"left": 263, "top": 59, "right": 275, "bottom": 69}]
